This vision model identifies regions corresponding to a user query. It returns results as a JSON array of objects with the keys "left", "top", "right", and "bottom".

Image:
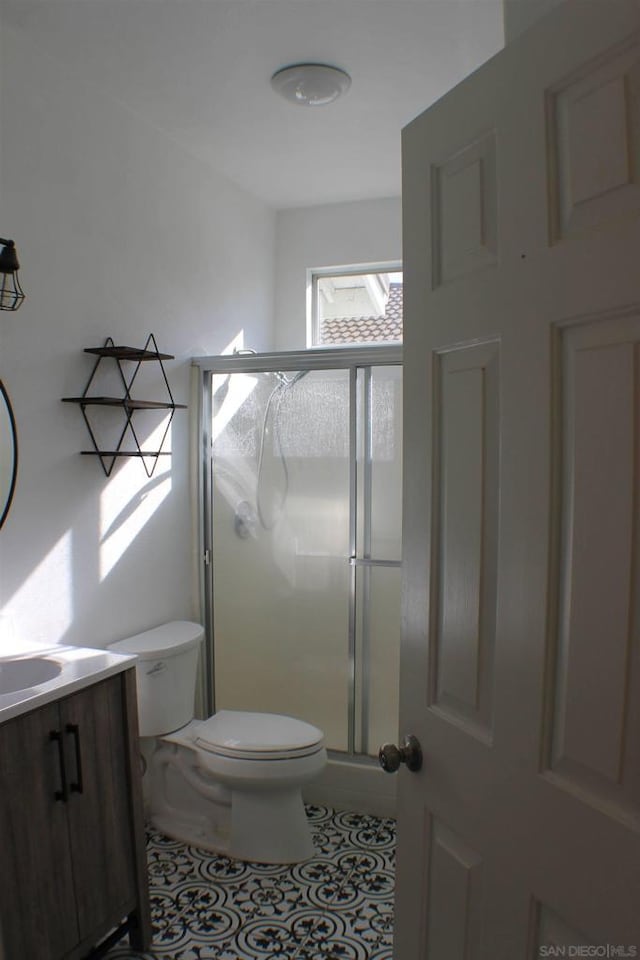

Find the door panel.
[
  {"left": 425, "top": 818, "right": 484, "bottom": 960},
  {"left": 64, "top": 675, "right": 137, "bottom": 938},
  {"left": 549, "top": 314, "right": 640, "bottom": 820},
  {"left": 398, "top": 2, "right": 640, "bottom": 957},
  {"left": 534, "top": 904, "right": 594, "bottom": 957},
  {"left": 431, "top": 130, "right": 498, "bottom": 288},
  {"left": 432, "top": 341, "right": 499, "bottom": 742},
  {"left": 548, "top": 35, "right": 640, "bottom": 242},
  {"left": 0, "top": 702, "right": 78, "bottom": 959}
]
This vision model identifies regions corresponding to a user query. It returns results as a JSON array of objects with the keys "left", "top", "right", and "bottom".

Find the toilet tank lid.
[{"left": 108, "top": 621, "right": 204, "bottom": 659}]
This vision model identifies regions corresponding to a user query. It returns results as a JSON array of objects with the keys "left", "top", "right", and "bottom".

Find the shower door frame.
[{"left": 193, "top": 345, "right": 403, "bottom": 760}]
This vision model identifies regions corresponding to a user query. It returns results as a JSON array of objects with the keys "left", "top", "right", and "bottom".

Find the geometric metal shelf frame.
[{"left": 62, "top": 333, "right": 186, "bottom": 478}]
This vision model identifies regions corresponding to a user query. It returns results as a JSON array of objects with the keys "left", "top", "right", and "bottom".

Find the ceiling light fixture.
[{"left": 270, "top": 63, "right": 351, "bottom": 107}]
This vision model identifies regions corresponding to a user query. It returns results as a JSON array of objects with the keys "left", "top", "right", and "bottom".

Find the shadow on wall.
[
  {"left": 0, "top": 328, "right": 258, "bottom": 649},
  {"left": 1, "top": 424, "right": 173, "bottom": 648}
]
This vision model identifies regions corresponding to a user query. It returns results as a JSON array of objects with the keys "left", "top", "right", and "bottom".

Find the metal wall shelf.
[
  {"left": 84, "top": 345, "right": 174, "bottom": 361},
  {"left": 62, "top": 333, "right": 186, "bottom": 478},
  {"left": 63, "top": 396, "right": 179, "bottom": 410}
]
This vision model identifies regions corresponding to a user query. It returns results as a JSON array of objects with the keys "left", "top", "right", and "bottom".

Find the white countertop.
[{"left": 0, "top": 639, "right": 137, "bottom": 723}]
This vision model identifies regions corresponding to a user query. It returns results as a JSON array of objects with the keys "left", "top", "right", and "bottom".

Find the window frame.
[{"left": 306, "top": 261, "right": 403, "bottom": 349}]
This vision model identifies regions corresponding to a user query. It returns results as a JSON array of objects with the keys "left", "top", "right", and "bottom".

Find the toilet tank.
[{"left": 108, "top": 621, "right": 204, "bottom": 736}]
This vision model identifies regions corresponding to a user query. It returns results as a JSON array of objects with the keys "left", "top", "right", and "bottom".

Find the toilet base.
[
  {"left": 151, "top": 809, "right": 231, "bottom": 856},
  {"left": 148, "top": 736, "right": 322, "bottom": 864},
  {"left": 230, "top": 788, "right": 315, "bottom": 863},
  {"left": 152, "top": 788, "right": 315, "bottom": 863}
]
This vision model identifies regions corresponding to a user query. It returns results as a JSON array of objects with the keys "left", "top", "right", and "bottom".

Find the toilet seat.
[{"left": 194, "top": 710, "right": 324, "bottom": 761}]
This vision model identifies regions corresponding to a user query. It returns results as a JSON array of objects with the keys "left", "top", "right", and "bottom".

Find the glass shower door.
[
  {"left": 354, "top": 364, "right": 402, "bottom": 756},
  {"left": 210, "top": 367, "right": 352, "bottom": 751}
]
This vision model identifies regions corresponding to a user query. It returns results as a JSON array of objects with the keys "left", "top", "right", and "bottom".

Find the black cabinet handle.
[
  {"left": 49, "top": 730, "right": 68, "bottom": 802},
  {"left": 66, "top": 723, "right": 84, "bottom": 795}
]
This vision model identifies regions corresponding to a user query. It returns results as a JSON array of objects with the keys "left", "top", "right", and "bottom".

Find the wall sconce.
[{"left": 0, "top": 238, "right": 25, "bottom": 311}]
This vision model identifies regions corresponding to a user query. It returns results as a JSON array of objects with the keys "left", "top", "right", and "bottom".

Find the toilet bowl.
[{"left": 109, "top": 621, "right": 327, "bottom": 864}]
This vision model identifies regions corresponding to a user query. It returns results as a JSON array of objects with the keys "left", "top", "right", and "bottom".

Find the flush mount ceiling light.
[{"left": 270, "top": 63, "right": 351, "bottom": 107}]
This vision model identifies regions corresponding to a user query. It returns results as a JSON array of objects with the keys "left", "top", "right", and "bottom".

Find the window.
[{"left": 309, "top": 266, "right": 403, "bottom": 347}]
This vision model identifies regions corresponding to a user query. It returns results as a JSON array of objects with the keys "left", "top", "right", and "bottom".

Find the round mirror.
[{"left": 0, "top": 381, "right": 18, "bottom": 529}]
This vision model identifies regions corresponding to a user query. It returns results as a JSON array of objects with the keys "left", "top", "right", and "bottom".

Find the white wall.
[
  {"left": 0, "top": 22, "right": 402, "bottom": 656},
  {"left": 503, "top": 0, "right": 566, "bottom": 43},
  {"left": 0, "top": 21, "right": 276, "bottom": 649},
  {"left": 274, "top": 197, "right": 402, "bottom": 350}
]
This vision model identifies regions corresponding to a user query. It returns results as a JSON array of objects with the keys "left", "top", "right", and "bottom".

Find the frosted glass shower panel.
[
  {"left": 369, "top": 366, "right": 402, "bottom": 561},
  {"left": 356, "top": 564, "right": 402, "bottom": 756},
  {"left": 353, "top": 364, "right": 402, "bottom": 755},
  {"left": 211, "top": 369, "right": 351, "bottom": 752}
]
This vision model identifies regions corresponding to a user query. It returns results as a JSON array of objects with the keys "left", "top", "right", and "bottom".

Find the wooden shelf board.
[
  {"left": 84, "top": 346, "right": 174, "bottom": 361},
  {"left": 81, "top": 451, "right": 171, "bottom": 458},
  {"left": 62, "top": 396, "right": 186, "bottom": 410}
]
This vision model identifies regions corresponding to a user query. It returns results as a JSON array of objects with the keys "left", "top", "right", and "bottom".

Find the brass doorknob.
[{"left": 378, "top": 735, "right": 422, "bottom": 773}]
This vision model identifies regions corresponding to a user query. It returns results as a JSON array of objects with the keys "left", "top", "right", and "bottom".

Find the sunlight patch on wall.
[
  {"left": 99, "top": 420, "right": 172, "bottom": 581},
  {"left": 5, "top": 530, "right": 73, "bottom": 644},
  {"left": 222, "top": 331, "right": 247, "bottom": 355}
]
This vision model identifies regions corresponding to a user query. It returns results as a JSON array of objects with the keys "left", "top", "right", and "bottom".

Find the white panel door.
[{"left": 397, "top": 2, "right": 640, "bottom": 957}]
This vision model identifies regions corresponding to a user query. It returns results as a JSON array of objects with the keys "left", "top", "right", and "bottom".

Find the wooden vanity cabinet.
[{"left": 0, "top": 669, "right": 151, "bottom": 959}]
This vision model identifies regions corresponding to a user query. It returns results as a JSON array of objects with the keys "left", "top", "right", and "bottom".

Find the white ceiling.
[{"left": 1, "top": 0, "right": 505, "bottom": 209}]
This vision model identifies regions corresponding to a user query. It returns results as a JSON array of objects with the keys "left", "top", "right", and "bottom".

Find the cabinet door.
[
  {"left": 0, "top": 701, "right": 78, "bottom": 959},
  {"left": 61, "top": 674, "right": 139, "bottom": 942}
]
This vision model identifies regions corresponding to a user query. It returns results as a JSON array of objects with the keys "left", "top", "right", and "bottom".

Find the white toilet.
[{"left": 108, "top": 621, "right": 327, "bottom": 864}]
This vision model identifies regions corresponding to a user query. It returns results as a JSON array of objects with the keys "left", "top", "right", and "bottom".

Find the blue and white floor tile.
[{"left": 107, "top": 805, "right": 395, "bottom": 960}]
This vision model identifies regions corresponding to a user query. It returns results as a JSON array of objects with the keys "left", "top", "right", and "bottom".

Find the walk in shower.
[{"left": 195, "top": 347, "right": 402, "bottom": 802}]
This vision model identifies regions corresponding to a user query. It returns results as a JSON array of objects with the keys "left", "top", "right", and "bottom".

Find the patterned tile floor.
[{"left": 107, "top": 805, "right": 395, "bottom": 960}]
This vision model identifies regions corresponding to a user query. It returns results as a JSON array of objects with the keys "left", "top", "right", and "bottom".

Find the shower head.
[{"left": 273, "top": 370, "right": 309, "bottom": 388}]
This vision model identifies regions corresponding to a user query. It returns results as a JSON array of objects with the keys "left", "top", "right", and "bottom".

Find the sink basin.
[{"left": 0, "top": 657, "right": 62, "bottom": 694}]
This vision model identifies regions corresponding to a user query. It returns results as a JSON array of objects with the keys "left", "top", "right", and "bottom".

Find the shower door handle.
[
  {"left": 378, "top": 735, "right": 422, "bottom": 773},
  {"left": 348, "top": 557, "right": 402, "bottom": 568}
]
